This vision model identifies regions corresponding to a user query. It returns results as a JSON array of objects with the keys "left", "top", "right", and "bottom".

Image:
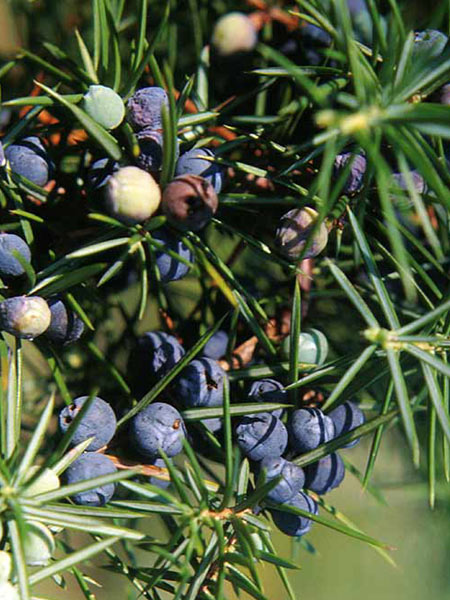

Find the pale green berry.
[
  {"left": 0, "top": 296, "right": 51, "bottom": 340},
  {"left": 0, "top": 551, "right": 12, "bottom": 582},
  {"left": 23, "top": 466, "right": 60, "bottom": 497},
  {"left": 82, "top": 85, "right": 125, "bottom": 130},
  {"left": 23, "top": 521, "right": 55, "bottom": 567},
  {"left": 281, "top": 328, "right": 329, "bottom": 365},
  {"left": 105, "top": 166, "right": 161, "bottom": 224},
  {"left": 212, "top": 12, "right": 257, "bottom": 56},
  {"left": 0, "top": 582, "right": 19, "bottom": 600}
]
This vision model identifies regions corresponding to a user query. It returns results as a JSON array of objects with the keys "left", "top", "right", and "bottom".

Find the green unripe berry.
[
  {"left": 82, "top": 85, "right": 125, "bottom": 130},
  {"left": 0, "top": 551, "right": 12, "bottom": 582},
  {"left": 0, "top": 296, "right": 51, "bottom": 340},
  {"left": 281, "top": 328, "right": 329, "bottom": 365},
  {"left": 0, "top": 582, "right": 19, "bottom": 600},
  {"left": 212, "top": 12, "right": 257, "bottom": 56},
  {"left": 23, "top": 521, "right": 55, "bottom": 566},
  {"left": 105, "top": 166, "right": 161, "bottom": 224},
  {"left": 23, "top": 466, "right": 60, "bottom": 497}
]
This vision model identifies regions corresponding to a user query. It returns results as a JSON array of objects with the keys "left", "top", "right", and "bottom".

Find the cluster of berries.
[
  {"left": 56, "top": 325, "right": 364, "bottom": 541},
  {"left": 89, "top": 84, "right": 225, "bottom": 231},
  {"left": 0, "top": 233, "right": 84, "bottom": 342}
]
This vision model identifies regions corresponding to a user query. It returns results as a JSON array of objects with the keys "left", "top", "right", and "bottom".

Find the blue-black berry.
[
  {"left": 130, "top": 402, "right": 186, "bottom": 459},
  {"left": 304, "top": 452, "right": 345, "bottom": 495},
  {"left": 289, "top": 407, "right": 335, "bottom": 454},
  {"left": 64, "top": 453, "right": 117, "bottom": 506},
  {"left": 59, "top": 395, "right": 117, "bottom": 451},
  {"left": 236, "top": 412, "right": 288, "bottom": 461}
]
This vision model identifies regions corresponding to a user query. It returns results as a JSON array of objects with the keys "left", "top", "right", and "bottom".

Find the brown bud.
[{"left": 161, "top": 175, "right": 218, "bottom": 231}]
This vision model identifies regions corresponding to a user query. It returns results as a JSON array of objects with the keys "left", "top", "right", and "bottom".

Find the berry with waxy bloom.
[
  {"left": 130, "top": 402, "right": 186, "bottom": 459},
  {"left": 59, "top": 395, "right": 117, "bottom": 451},
  {"left": 175, "top": 147, "right": 224, "bottom": 193},
  {"left": 328, "top": 401, "right": 365, "bottom": 448},
  {"left": 64, "top": 453, "right": 117, "bottom": 506},
  {"left": 0, "top": 233, "right": 31, "bottom": 279},
  {"left": 270, "top": 492, "right": 318, "bottom": 537},
  {"left": 5, "top": 136, "right": 52, "bottom": 186},
  {"left": 236, "top": 412, "right": 288, "bottom": 461},
  {"left": 259, "top": 456, "right": 305, "bottom": 504},
  {"left": 153, "top": 228, "right": 193, "bottom": 283},
  {"left": 127, "top": 86, "right": 169, "bottom": 131},
  {"left": 304, "top": 452, "right": 346, "bottom": 495},
  {"left": 46, "top": 297, "right": 85, "bottom": 346},
  {"left": 176, "top": 357, "right": 228, "bottom": 408},
  {"left": 276, "top": 207, "right": 328, "bottom": 260},
  {"left": 248, "top": 378, "right": 287, "bottom": 418},
  {"left": 289, "top": 407, "right": 335, "bottom": 454},
  {"left": 333, "top": 152, "right": 367, "bottom": 193}
]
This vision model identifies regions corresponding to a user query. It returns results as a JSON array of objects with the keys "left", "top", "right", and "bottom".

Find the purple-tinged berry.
[
  {"left": 82, "top": 85, "right": 125, "bottom": 130},
  {"left": 333, "top": 153, "right": 367, "bottom": 193},
  {"left": 270, "top": 491, "right": 318, "bottom": 537},
  {"left": 259, "top": 456, "right": 305, "bottom": 504},
  {"left": 391, "top": 171, "right": 426, "bottom": 195},
  {"left": 127, "top": 87, "right": 169, "bottom": 131},
  {"left": 153, "top": 228, "right": 193, "bottom": 283},
  {"left": 289, "top": 407, "right": 335, "bottom": 454},
  {"left": 59, "top": 395, "right": 117, "bottom": 451},
  {"left": 175, "top": 148, "right": 224, "bottom": 194},
  {"left": 276, "top": 207, "right": 328, "bottom": 260},
  {"left": 0, "top": 296, "right": 51, "bottom": 339},
  {"left": 105, "top": 166, "right": 161, "bottom": 224},
  {"left": 130, "top": 402, "right": 186, "bottom": 459},
  {"left": 236, "top": 412, "right": 288, "bottom": 461},
  {"left": 162, "top": 174, "right": 219, "bottom": 231},
  {"left": 304, "top": 452, "right": 345, "bottom": 494},
  {"left": 64, "top": 453, "right": 117, "bottom": 506},
  {"left": 46, "top": 297, "right": 84, "bottom": 346},
  {"left": 5, "top": 136, "right": 52, "bottom": 186},
  {"left": 328, "top": 401, "right": 365, "bottom": 448},
  {"left": 0, "top": 233, "right": 31, "bottom": 279},
  {"left": 248, "top": 379, "right": 287, "bottom": 418},
  {"left": 132, "top": 331, "right": 185, "bottom": 385},
  {"left": 202, "top": 330, "right": 229, "bottom": 360},
  {"left": 176, "top": 357, "right": 227, "bottom": 408},
  {"left": 212, "top": 12, "right": 257, "bottom": 56}
]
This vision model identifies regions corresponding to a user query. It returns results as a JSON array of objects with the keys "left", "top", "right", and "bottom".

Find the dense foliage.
[{"left": 0, "top": 0, "right": 449, "bottom": 598}]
